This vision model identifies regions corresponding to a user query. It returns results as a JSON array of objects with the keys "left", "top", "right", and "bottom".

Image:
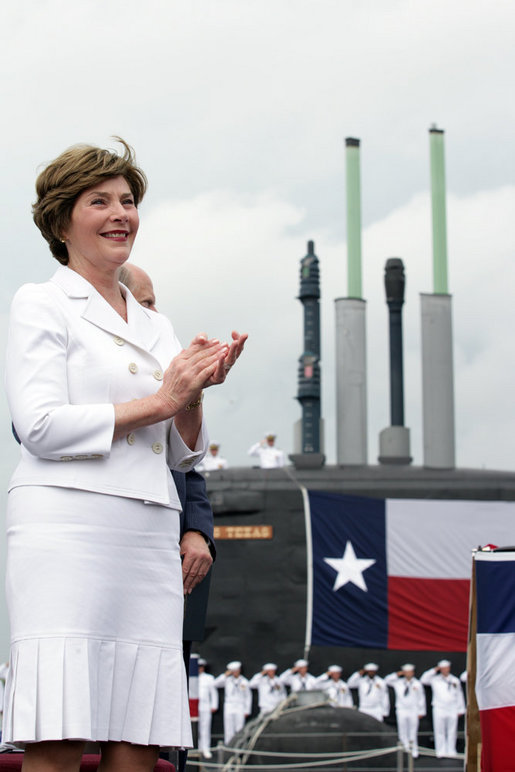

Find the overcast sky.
[{"left": 0, "top": 0, "right": 514, "bottom": 654}]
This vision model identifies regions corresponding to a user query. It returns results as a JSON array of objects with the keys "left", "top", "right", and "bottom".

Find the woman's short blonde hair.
[{"left": 33, "top": 137, "right": 148, "bottom": 264}]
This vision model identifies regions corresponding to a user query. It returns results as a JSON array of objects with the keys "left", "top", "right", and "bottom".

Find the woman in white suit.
[{"left": 4, "top": 139, "right": 246, "bottom": 771}]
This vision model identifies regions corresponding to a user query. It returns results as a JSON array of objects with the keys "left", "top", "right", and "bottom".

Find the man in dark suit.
[
  {"left": 174, "top": 467, "right": 215, "bottom": 634},
  {"left": 173, "top": 468, "right": 215, "bottom": 772}
]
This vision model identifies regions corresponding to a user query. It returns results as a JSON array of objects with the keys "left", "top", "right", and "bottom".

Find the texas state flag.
[
  {"left": 475, "top": 551, "right": 515, "bottom": 771},
  {"left": 305, "top": 491, "right": 515, "bottom": 650}
]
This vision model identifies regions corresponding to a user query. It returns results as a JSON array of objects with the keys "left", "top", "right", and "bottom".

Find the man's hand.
[{"left": 181, "top": 530, "right": 213, "bottom": 595}]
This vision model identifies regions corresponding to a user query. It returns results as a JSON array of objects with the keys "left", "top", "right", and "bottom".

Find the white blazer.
[{"left": 6, "top": 265, "right": 207, "bottom": 509}]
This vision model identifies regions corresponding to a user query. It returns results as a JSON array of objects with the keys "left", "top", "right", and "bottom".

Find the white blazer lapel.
[
  {"left": 124, "top": 288, "right": 160, "bottom": 352},
  {"left": 51, "top": 265, "right": 160, "bottom": 354},
  {"left": 81, "top": 290, "right": 135, "bottom": 344}
]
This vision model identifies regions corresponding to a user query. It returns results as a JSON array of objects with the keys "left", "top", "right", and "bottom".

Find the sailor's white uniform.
[
  {"left": 249, "top": 673, "right": 286, "bottom": 714},
  {"left": 420, "top": 668, "right": 465, "bottom": 758},
  {"left": 197, "top": 453, "right": 228, "bottom": 471},
  {"left": 279, "top": 669, "right": 316, "bottom": 693},
  {"left": 198, "top": 671, "right": 218, "bottom": 756},
  {"left": 385, "top": 673, "right": 426, "bottom": 757},
  {"left": 314, "top": 674, "right": 353, "bottom": 708},
  {"left": 347, "top": 672, "right": 390, "bottom": 722},
  {"left": 214, "top": 673, "right": 252, "bottom": 744},
  {"left": 248, "top": 443, "right": 285, "bottom": 469}
]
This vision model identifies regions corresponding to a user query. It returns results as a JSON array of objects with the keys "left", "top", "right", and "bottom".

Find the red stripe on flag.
[
  {"left": 387, "top": 577, "right": 469, "bottom": 651},
  {"left": 189, "top": 698, "right": 199, "bottom": 720},
  {"left": 480, "top": 706, "right": 515, "bottom": 771}
]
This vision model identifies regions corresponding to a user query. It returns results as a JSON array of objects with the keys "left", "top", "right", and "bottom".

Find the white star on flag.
[{"left": 324, "top": 540, "right": 376, "bottom": 592}]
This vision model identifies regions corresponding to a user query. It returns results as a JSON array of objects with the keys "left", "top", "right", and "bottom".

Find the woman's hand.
[
  {"left": 170, "top": 331, "right": 247, "bottom": 450},
  {"left": 155, "top": 334, "right": 228, "bottom": 416},
  {"left": 204, "top": 330, "right": 248, "bottom": 388},
  {"left": 112, "top": 333, "right": 245, "bottom": 442}
]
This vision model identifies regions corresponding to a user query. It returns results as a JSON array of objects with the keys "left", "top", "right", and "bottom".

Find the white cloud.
[
  {"left": 1, "top": 0, "right": 513, "bottom": 223},
  {"left": 130, "top": 191, "right": 306, "bottom": 460},
  {"left": 126, "top": 183, "right": 515, "bottom": 470}
]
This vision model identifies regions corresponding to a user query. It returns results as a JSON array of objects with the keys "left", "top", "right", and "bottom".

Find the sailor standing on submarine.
[
  {"left": 214, "top": 661, "right": 252, "bottom": 744},
  {"left": 249, "top": 663, "right": 286, "bottom": 714},
  {"left": 248, "top": 432, "right": 285, "bottom": 468},
  {"left": 314, "top": 665, "right": 353, "bottom": 708},
  {"left": 197, "top": 658, "right": 218, "bottom": 759},
  {"left": 347, "top": 663, "right": 390, "bottom": 722},
  {"left": 279, "top": 659, "right": 316, "bottom": 693},
  {"left": 420, "top": 660, "right": 465, "bottom": 758},
  {"left": 385, "top": 664, "right": 426, "bottom": 757}
]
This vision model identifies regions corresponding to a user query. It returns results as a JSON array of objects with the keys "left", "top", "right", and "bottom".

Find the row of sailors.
[{"left": 198, "top": 658, "right": 465, "bottom": 760}]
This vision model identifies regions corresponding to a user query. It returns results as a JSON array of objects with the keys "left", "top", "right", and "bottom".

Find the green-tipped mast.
[
  {"left": 429, "top": 126, "right": 449, "bottom": 294},
  {"left": 345, "top": 138, "right": 362, "bottom": 299}
]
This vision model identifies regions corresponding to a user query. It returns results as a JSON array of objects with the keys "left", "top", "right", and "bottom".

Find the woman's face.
[{"left": 63, "top": 175, "right": 139, "bottom": 273}]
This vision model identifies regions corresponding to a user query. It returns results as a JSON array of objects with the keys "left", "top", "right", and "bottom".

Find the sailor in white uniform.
[
  {"left": 348, "top": 663, "right": 390, "bottom": 722},
  {"left": 314, "top": 665, "right": 353, "bottom": 708},
  {"left": 198, "top": 658, "right": 219, "bottom": 759},
  {"left": 385, "top": 664, "right": 426, "bottom": 758},
  {"left": 197, "top": 442, "right": 228, "bottom": 471},
  {"left": 420, "top": 660, "right": 465, "bottom": 758},
  {"left": 248, "top": 432, "right": 285, "bottom": 468},
  {"left": 214, "top": 661, "right": 252, "bottom": 744},
  {"left": 279, "top": 659, "right": 316, "bottom": 693},
  {"left": 249, "top": 663, "right": 287, "bottom": 715}
]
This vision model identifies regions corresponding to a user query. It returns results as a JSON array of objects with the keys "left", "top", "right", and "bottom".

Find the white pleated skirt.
[{"left": 3, "top": 485, "right": 192, "bottom": 749}]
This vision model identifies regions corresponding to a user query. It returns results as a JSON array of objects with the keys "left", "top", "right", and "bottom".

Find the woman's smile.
[{"left": 63, "top": 175, "right": 139, "bottom": 270}]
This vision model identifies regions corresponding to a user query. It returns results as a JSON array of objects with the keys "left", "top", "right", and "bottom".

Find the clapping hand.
[
  {"left": 203, "top": 331, "right": 248, "bottom": 388},
  {"left": 156, "top": 335, "right": 226, "bottom": 416},
  {"left": 158, "top": 331, "right": 248, "bottom": 416}
]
